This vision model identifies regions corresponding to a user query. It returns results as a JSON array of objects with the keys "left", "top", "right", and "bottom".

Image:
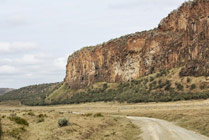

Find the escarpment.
[{"left": 65, "top": 0, "right": 209, "bottom": 89}]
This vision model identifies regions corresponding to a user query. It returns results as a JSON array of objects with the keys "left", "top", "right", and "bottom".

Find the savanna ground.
[{"left": 1, "top": 99, "right": 209, "bottom": 140}]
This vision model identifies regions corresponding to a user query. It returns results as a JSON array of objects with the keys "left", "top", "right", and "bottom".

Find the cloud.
[
  {"left": 16, "top": 54, "right": 40, "bottom": 64},
  {"left": 108, "top": 0, "right": 143, "bottom": 10},
  {"left": 54, "top": 56, "right": 67, "bottom": 70},
  {"left": 6, "top": 15, "right": 28, "bottom": 26},
  {"left": 0, "top": 65, "right": 16, "bottom": 74},
  {"left": 0, "top": 42, "right": 37, "bottom": 53},
  {"left": 14, "top": 52, "right": 52, "bottom": 65},
  {"left": 107, "top": 0, "right": 183, "bottom": 11},
  {"left": 0, "top": 58, "right": 13, "bottom": 64}
]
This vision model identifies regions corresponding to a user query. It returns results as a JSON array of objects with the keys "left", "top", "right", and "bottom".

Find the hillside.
[
  {"left": 0, "top": 83, "right": 61, "bottom": 105},
  {"left": 45, "top": 67, "right": 209, "bottom": 104},
  {"left": 0, "top": 88, "right": 14, "bottom": 95},
  {"left": 0, "top": 0, "right": 209, "bottom": 106}
]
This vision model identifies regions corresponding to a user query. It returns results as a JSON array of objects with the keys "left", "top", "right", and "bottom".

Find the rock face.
[{"left": 65, "top": 0, "right": 209, "bottom": 89}]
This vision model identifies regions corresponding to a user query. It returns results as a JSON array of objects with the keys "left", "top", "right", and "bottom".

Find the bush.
[
  {"left": 38, "top": 114, "right": 47, "bottom": 118},
  {"left": 58, "top": 118, "right": 69, "bottom": 127},
  {"left": 200, "top": 84, "right": 206, "bottom": 90},
  {"left": 149, "top": 77, "right": 154, "bottom": 82},
  {"left": 36, "top": 114, "right": 47, "bottom": 123},
  {"left": 156, "top": 70, "right": 168, "bottom": 77},
  {"left": 158, "top": 79, "right": 162, "bottom": 85},
  {"left": 103, "top": 83, "right": 108, "bottom": 89},
  {"left": 165, "top": 84, "right": 171, "bottom": 91},
  {"left": 28, "top": 112, "right": 35, "bottom": 116},
  {"left": 175, "top": 83, "right": 184, "bottom": 90},
  {"left": 93, "top": 113, "right": 103, "bottom": 117},
  {"left": 37, "top": 118, "right": 44, "bottom": 123},
  {"left": 190, "top": 84, "right": 196, "bottom": 90},
  {"left": 9, "top": 127, "right": 26, "bottom": 139},
  {"left": 187, "top": 78, "right": 191, "bottom": 83},
  {"left": 82, "top": 113, "right": 93, "bottom": 117},
  {"left": 9, "top": 116, "right": 29, "bottom": 126}
]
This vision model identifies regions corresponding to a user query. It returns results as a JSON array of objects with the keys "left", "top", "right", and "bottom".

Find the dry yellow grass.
[
  {"left": 0, "top": 104, "right": 140, "bottom": 140},
  {"left": 1, "top": 99, "right": 209, "bottom": 139}
]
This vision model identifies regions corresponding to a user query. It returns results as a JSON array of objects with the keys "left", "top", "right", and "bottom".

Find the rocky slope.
[{"left": 65, "top": 0, "right": 209, "bottom": 89}]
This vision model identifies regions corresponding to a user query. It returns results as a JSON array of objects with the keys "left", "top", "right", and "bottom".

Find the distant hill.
[
  {"left": 0, "top": 83, "right": 62, "bottom": 106},
  {"left": 0, "top": 88, "right": 14, "bottom": 95}
]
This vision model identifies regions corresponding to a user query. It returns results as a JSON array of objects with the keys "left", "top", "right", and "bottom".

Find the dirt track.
[{"left": 127, "top": 116, "right": 209, "bottom": 140}]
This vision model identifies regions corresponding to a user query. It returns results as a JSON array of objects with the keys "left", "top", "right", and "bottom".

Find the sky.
[{"left": 0, "top": 0, "right": 186, "bottom": 88}]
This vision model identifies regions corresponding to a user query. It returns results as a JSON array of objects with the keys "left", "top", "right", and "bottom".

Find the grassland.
[
  {"left": 1, "top": 99, "right": 209, "bottom": 139},
  {"left": 0, "top": 102, "right": 140, "bottom": 140}
]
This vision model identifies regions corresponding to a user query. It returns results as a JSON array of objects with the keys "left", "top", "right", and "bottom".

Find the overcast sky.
[{"left": 0, "top": 0, "right": 186, "bottom": 88}]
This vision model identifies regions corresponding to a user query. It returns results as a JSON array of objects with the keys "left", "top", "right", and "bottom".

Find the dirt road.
[{"left": 127, "top": 116, "right": 209, "bottom": 140}]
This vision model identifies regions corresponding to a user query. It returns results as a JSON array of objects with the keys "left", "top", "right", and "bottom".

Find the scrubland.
[{"left": 1, "top": 99, "right": 209, "bottom": 139}]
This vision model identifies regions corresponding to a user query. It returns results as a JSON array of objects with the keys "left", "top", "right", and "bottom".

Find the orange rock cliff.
[{"left": 65, "top": 0, "right": 209, "bottom": 89}]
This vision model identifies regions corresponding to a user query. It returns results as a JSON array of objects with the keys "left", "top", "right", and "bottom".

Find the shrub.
[
  {"left": 149, "top": 77, "right": 154, "bottom": 82},
  {"left": 149, "top": 81, "right": 157, "bottom": 90},
  {"left": 36, "top": 114, "right": 47, "bottom": 123},
  {"left": 158, "top": 79, "right": 162, "bottom": 85},
  {"left": 156, "top": 70, "right": 167, "bottom": 77},
  {"left": 37, "top": 118, "right": 44, "bottom": 123},
  {"left": 82, "top": 113, "right": 93, "bottom": 117},
  {"left": 28, "top": 112, "right": 35, "bottom": 116},
  {"left": 190, "top": 84, "right": 196, "bottom": 90},
  {"left": 9, "top": 127, "right": 26, "bottom": 139},
  {"left": 149, "top": 84, "right": 153, "bottom": 90},
  {"left": 58, "top": 118, "right": 69, "bottom": 127},
  {"left": 175, "top": 83, "right": 184, "bottom": 90},
  {"left": 9, "top": 116, "right": 29, "bottom": 126},
  {"left": 165, "top": 85, "right": 171, "bottom": 91},
  {"left": 103, "top": 83, "right": 108, "bottom": 89},
  {"left": 200, "top": 84, "right": 206, "bottom": 90},
  {"left": 38, "top": 114, "right": 47, "bottom": 118},
  {"left": 93, "top": 113, "right": 103, "bottom": 117},
  {"left": 187, "top": 78, "right": 191, "bottom": 83}
]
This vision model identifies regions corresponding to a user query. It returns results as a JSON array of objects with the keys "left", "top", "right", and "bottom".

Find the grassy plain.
[
  {"left": 1, "top": 99, "right": 209, "bottom": 139},
  {"left": 0, "top": 101, "right": 140, "bottom": 140}
]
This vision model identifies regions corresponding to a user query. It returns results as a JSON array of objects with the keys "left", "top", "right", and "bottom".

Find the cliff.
[{"left": 65, "top": 0, "right": 209, "bottom": 89}]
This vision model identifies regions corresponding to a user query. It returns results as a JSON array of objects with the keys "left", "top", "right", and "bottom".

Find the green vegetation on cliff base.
[
  {"left": 0, "top": 68, "right": 208, "bottom": 106},
  {"left": 45, "top": 67, "right": 208, "bottom": 105}
]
